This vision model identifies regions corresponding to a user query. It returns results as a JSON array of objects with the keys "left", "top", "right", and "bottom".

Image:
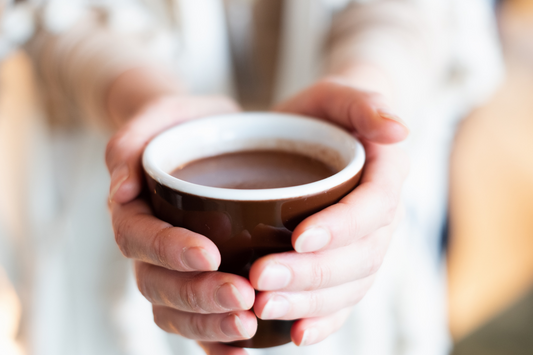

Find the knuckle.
[
  {"left": 135, "top": 263, "right": 158, "bottom": 305},
  {"left": 114, "top": 224, "right": 131, "bottom": 258},
  {"left": 338, "top": 201, "right": 363, "bottom": 240},
  {"left": 345, "top": 96, "right": 360, "bottom": 129},
  {"left": 151, "top": 227, "right": 173, "bottom": 269},
  {"left": 189, "top": 313, "right": 208, "bottom": 340},
  {"left": 308, "top": 292, "right": 325, "bottom": 316},
  {"left": 134, "top": 263, "right": 149, "bottom": 297},
  {"left": 346, "top": 213, "right": 362, "bottom": 239},
  {"left": 179, "top": 279, "right": 205, "bottom": 314},
  {"left": 308, "top": 261, "right": 332, "bottom": 290}
]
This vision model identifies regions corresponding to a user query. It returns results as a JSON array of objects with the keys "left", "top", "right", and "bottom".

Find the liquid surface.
[{"left": 171, "top": 150, "right": 338, "bottom": 189}]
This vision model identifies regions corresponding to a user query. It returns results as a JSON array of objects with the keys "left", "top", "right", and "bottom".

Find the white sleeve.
[
  {"left": 326, "top": 0, "right": 504, "bottom": 117},
  {"left": 2, "top": 0, "right": 178, "bottom": 130}
]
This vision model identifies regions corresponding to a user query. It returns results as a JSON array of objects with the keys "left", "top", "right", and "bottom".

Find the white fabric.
[{"left": 0, "top": 0, "right": 504, "bottom": 354}]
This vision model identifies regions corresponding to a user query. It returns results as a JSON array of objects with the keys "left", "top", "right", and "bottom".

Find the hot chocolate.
[
  {"left": 143, "top": 112, "right": 366, "bottom": 348},
  {"left": 170, "top": 150, "right": 338, "bottom": 189}
]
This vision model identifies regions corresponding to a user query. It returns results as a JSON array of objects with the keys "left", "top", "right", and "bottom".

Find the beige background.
[{"left": 447, "top": 0, "right": 533, "bottom": 341}]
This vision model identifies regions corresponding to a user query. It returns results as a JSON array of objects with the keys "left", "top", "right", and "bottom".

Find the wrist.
[{"left": 106, "top": 67, "right": 182, "bottom": 129}]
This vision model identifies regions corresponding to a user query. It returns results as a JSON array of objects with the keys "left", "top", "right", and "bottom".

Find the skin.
[{"left": 105, "top": 66, "right": 409, "bottom": 354}]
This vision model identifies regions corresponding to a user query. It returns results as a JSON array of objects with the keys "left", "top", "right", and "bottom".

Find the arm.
[
  {"left": 234, "top": 0, "right": 449, "bottom": 347},
  {"left": 18, "top": 1, "right": 446, "bottom": 354},
  {"left": 106, "top": 3, "right": 413, "bottom": 354},
  {"left": 106, "top": 2, "right": 413, "bottom": 354},
  {"left": 13, "top": 2, "right": 251, "bottom": 352},
  {"left": 325, "top": 0, "right": 449, "bottom": 115},
  {"left": 249, "top": 0, "right": 502, "bottom": 348},
  {"left": 23, "top": 1, "right": 179, "bottom": 131},
  {"left": 108, "top": 1, "right": 504, "bottom": 353}
]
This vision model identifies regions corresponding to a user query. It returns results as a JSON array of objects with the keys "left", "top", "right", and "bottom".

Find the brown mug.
[{"left": 142, "top": 112, "right": 365, "bottom": 348}]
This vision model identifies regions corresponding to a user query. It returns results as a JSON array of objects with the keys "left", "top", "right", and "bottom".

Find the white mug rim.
[{"left": 142, "top": 112, "right": 365, "bottom": 201}]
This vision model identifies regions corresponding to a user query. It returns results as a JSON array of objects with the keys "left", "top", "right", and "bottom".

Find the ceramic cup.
[{"left": 142, "top": 112, "right": 365, "bottom": 348}]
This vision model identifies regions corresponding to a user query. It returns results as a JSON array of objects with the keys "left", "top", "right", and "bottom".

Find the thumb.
[
  {"left": 106, "top": 96, "right": 240, "bottom": 204},
  {"left": 275, "top": 79, "right": 409, "bottom": 144}
]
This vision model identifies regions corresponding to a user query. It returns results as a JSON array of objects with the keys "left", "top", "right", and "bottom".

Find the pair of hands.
[{"left": 106, "top": 79, "right": 409, "bottom": 355}]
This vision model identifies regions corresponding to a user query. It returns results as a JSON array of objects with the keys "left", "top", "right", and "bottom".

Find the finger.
[
  {"left": 291, "top": 307, "right": 353, "bottom": 347},
  {"left": 250, "top": 221, "right": 394, "bottom": 291},
  {"left": 275, "top": 79, "right": 409, "bottom": 144},
  {"left": 136, "top": 262, "right": 254, "bottom": 314},
  {"left": 111, "top": 198, "right": 220, "bottom": 271},
  {"left": 291, "top": 142, "right": 408, "bottom": 253},
  {"left": 199, "top": 342, "right": 249, "bottom": 355},
  {"left": 153, "top": 306, "right": 257, "bottom": 342},
  {"left": 106, "top": 96, "right": 239, "bottom": 204},
  {"left": 254, "top": 276, "right": 374, "bottom": 320}
]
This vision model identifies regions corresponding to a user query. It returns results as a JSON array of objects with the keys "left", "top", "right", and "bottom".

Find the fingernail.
[
  {"left": 299, "top": 328, "right": 318, "bottom": 346},
  {"left": 216, "top": 283, "right": 247, "bottom": 310},
  {"left": 377, "top": 109, "right": 409, "bottom": 129},
  {"left": 260, "top": 295, "right": 290, "bottom": 319},
  {"left": 221, "top": 314, "right": 250, "bottom": 338},
  {"left": 182, "top": 247, "right": 217, "bottom": 271},
  {"left": 294, "top": 227, "right": 330, "bottom": 253},
  {"left": 109, "top": 163, "right": 129, "bottom": 202},
  {"left": 257, "top": 264, "right": 291, "bottom": 290}
]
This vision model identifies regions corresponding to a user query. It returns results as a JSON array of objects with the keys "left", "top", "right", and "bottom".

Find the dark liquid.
[{"left": 171, "top": 150, "right": 337, "bottom": 189}]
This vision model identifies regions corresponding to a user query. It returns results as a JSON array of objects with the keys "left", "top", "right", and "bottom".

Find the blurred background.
[
  {"left": 0, "top": 0, "right": 532, "bottom": 354},
  {"left": 448, "top": 0, "right": 533, "bottom": 354}
]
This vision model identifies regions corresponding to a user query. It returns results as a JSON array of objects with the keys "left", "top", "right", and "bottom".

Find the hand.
[
  {"left": 107, "top": 95, "right": 239, "bottom": 204},
  {"left": 245, "top": 79, "right": 409, "bottom": 346},
  {"left": 106, "top": 79, "right": 408, "bottom": 354},
  {"left": 106, "top": 95, "right": 259, "bottom": 355}
]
